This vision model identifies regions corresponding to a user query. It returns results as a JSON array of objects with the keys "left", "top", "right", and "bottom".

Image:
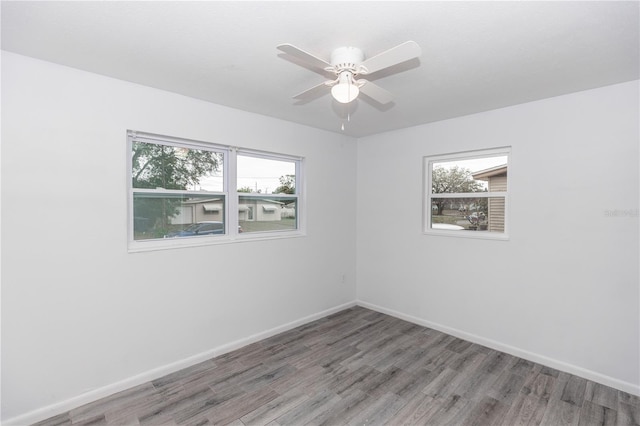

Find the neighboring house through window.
[
  {"left": 237, "top": 153, "right": 300, "bottom": 233},
  {"left": 128, "top": 131, "right": 303, "bottom": 251},
  {"left": 424, "top": 147, "right": 510, "bottom": 239}
]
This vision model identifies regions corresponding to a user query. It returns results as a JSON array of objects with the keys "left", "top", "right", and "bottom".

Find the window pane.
[
  {"left": 133, "top": 193, "right": 225, "bottom": 240},
  {"left": 432, "top": 156, "right": 507, "bottom": 194},
  {"left": 238, "top": 195, "right": 297, "bottom": 233},
  {"left": 430, "top": 197, "right": 505, "bottom": 232},
  {"left": 132, "top": 141, "right": 224, "bottom": 191},
  {"left": 237, "top": 155, "right": 296, "bottom": 194}
]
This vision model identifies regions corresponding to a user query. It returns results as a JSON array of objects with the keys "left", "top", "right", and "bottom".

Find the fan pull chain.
[
  {"left": 341, "top": 105, "right": 351, "bottom": 131},
  {"left": 340, "top": 80, "right": 355, "bottom": 132},
  {"left": 343, "top": 83, "right": 352, "bottom": 132}
]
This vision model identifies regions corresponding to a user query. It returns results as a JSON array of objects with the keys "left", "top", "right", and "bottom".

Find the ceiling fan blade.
[
  {"left": 277, "top": 43, "right": 332, "bottom": 72},
  {"left": 358, "top": 80, "right": 394, "bottom": 104},
  {"left": 359, "top": 41, "right": 421, "bottom": 75},
  {"left": 292, "top": 81, "right": 331, "bottom": 100}
]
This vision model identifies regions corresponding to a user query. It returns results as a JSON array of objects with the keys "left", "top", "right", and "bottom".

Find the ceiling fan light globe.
[{"left": 331, "top": 83, "right": 359, "bottom": 103}]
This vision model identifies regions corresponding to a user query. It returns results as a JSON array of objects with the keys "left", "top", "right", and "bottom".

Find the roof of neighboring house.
[
  {"left": 254, "top": 198, "right": 285, "bottom": 205},
  {"left": 471, "top": 164, "right": 507, "bottom": 180},
  {"left": 183, "top": 198, "right": 222, "bottom": 205},
  {"left": 183, "top": 197, "right": 289, "bottom": 206},
  {"left": 237, "top": 198, "right": 286, "bottom": 206}
]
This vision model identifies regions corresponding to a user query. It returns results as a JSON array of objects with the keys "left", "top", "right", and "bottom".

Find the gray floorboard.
[{"left": 32, "top": 307, "right": 639, "bottom": 425}]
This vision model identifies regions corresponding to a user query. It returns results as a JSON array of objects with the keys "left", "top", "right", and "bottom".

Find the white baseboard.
[
  {"left": 3, "top": 301, "right": 357, "bottom": 426},
  {"left": 356, "top": 300, "right": 640, "bottom": 397},
  {"left": 8, "top": 298, "right": 637, "bottom": 425}
]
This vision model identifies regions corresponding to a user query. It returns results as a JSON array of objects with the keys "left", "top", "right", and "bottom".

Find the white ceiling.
[{"left": 2, "top": 1, "right": 638, "bottom": 138}]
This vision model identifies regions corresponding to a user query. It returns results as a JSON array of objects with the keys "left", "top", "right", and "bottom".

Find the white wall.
[
  {"left": 2, "top": 50, "right": 638, "bottom": 422},
  {"left": 1, "top": 52, "right": 357, "bottom": 422},
  {"left": 356, "top": 80, "right": 639, "bottom": 394}
]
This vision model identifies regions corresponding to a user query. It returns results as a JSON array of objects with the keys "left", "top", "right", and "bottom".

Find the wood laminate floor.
[{"left": 34, "top": 307, "right": 639, "bottom": 426}]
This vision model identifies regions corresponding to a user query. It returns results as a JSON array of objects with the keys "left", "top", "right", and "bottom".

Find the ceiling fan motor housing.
[{"left": 331, "top": 47, "right": 364, "bottom": 73}]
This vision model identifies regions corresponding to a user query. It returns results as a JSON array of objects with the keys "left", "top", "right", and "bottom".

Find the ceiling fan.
[{"left": 277, "top": 41, "right": 422, "bottom": 105}]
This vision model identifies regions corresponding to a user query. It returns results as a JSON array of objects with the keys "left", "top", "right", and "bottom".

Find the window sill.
[
  {"left": 423, "top": 229, "right": 509, "bottom": 241},
  {"left": 128, "top": 231, "right": 306, "bottom": 253}
]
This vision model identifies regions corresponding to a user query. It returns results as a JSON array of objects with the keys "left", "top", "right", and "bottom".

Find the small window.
[
  {"left": 237, "top": 153, "right": 300, "bottom": 234},
  {"left": 424, "top": 147, "right": 510, "bottom": 239}
]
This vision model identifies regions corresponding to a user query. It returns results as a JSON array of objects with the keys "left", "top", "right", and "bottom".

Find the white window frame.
[
  {"left": 423, "top": 147, "right": 510, "bottom": 240},
  {"left": 235, "top": 148, "right": 304, "bottom": 240},
  {"left": 127, "top": 131, "right": 304, "bottom": 252}
]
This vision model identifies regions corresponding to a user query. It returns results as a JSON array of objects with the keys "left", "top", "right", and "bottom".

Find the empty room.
[{"left": 1, "top": 1, "right": 638, "bottom": 425}]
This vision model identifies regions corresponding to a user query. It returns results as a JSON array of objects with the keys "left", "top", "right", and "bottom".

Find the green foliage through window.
[{"left": 132, "top": 142, "right": 222, "bottom": 190}]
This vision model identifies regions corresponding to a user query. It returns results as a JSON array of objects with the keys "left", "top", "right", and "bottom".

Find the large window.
[
  {"left": 424, "top": 147, "right": 510, "bottom": 239},
  {"left": 128, "top": 131, "right": 303, "bottom": 251}
]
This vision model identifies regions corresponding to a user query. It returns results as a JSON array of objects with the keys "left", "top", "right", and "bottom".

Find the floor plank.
[{"left": 32, "top": 306, "right": 639, "bottom": 426}]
